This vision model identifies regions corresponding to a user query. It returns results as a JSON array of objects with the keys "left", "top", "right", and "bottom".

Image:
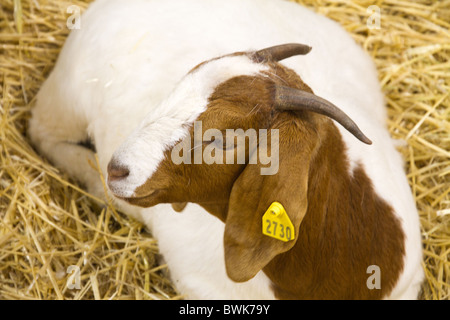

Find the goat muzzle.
[{"left": 107, "top": 160, "right": 130, "bottom": 182}]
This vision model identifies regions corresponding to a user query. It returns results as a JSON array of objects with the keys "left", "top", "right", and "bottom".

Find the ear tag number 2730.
[{"left": 262, "top": 202, "right": 295, "bottom": 242}]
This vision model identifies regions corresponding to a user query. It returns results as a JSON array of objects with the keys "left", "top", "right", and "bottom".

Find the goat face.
[
  {"left": 107, "top": 50, "right": 275, "bottom": 211},
  {"left": 109, "top": 72, "right": 278, "bottom": 214},
  {"left": 107, "top": 44, "right": 371, "bottom": 282}
]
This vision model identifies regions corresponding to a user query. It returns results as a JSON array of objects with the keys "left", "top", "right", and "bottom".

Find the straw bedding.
[{"left": 0, "top": 0, "right": 449, "bottom": 300}]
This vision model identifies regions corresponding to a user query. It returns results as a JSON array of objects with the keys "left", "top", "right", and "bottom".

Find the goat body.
[{"left": 29, "top": 0, "right": 423, "bottom": 299}]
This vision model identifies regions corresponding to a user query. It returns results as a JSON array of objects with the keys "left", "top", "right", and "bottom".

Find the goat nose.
[{"left": 107, "top": 160, "right": 130, "bottom": 182}]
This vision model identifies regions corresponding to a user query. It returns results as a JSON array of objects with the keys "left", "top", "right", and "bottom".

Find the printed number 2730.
[{"left": 265, "top": 219, "right": 292, "bottom": 241}]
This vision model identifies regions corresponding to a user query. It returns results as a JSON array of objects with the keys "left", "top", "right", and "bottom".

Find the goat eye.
[
  {"left": 203, "top": 137, "right": 235, "bottom": 151},
  {"left": 223, "top": 138, "right": 236, "bottom": 151},
  {"left": 203, "top": 137, "right": 223, "bottom": 147}
]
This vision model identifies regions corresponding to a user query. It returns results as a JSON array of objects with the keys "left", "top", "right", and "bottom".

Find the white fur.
[{"left": 28, "top": 0, "right": 423, "bottom": 299}]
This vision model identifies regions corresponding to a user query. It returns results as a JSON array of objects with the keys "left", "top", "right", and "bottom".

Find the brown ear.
[{"left": 224, "top": 122, "right": 315, "bottom": 282}]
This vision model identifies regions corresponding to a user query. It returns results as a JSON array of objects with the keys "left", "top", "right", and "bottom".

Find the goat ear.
[{"left": 224, "top": 125, "right": 313, "bottom": 282}]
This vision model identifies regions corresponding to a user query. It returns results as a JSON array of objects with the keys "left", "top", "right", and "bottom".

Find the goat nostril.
[{"left": 107, "top": 160, "right": 130, "bottom": 181}]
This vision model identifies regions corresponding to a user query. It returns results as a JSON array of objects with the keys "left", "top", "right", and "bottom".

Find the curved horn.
[
  {"left": 253, "top": 43, "right": 312, "bottom": 63},
  {"left": 274, "top": 85, "right": 372, "bottom": 145}
]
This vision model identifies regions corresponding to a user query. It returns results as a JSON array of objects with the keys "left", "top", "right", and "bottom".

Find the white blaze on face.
[{"left": 108, "top": 54, "right": 269, "bottom": 198}]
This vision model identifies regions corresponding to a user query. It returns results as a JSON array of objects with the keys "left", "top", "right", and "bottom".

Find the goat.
[{"left": 28, "top": 0, "right": 424, "bottom": 299}]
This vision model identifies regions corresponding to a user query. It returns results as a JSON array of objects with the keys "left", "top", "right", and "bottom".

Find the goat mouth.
[
  {"left": 124, "top": 193, "right": 162, "bottom": 208},
  {"left": 115, "top": 189, "right": 160, "bottom": 203}
]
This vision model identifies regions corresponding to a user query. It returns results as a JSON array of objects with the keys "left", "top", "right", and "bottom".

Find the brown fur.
[
  {"left": 238, "top": 114, "right": 405, "bottom": 299},
  {"left": 119, "top": 60, "right": 405, "bottom": 299}
]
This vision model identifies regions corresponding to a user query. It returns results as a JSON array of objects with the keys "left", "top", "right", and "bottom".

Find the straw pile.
[{"left": 1, "top": 0, "right": 449, "bottom": 300}]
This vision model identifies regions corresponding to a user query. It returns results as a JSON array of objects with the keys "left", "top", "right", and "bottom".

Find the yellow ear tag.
[{"left": 262, "top": 202, "right": 295, "bottom": 242}]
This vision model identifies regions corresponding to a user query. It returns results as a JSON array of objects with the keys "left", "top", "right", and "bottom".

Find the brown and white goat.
[{"left": 29, "top": 0, "right": 423, "bottom": 299}]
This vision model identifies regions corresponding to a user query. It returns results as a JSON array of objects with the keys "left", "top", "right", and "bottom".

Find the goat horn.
[
  {"left": 253, "top": 43, "right": 312, "bottom": 63},
  {"left": 274, "top": 85, "right": 372, "bottom": 145}
]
